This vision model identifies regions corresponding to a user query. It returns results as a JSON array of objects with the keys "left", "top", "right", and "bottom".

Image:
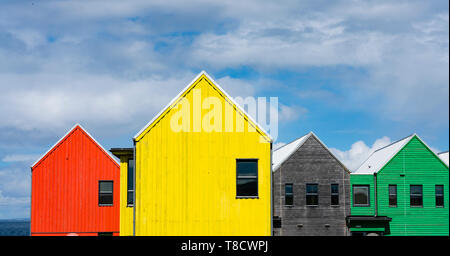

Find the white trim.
[
  {"left": 272, "top": 131, "right": 350, "bottom": 172},
  {"left": 31, "top": 123, "right": 119, "bottom": 168},
  {"left": 133, "top": 70, "right": 273, "bottom": 142},
  {"left": 272, "top": 132, "right": 311, "bottom": 172}
]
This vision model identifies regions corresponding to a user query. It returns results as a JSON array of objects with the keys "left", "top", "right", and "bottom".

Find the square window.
[{"left": 353, "top": 185, "right": 369, "bottom": 206}]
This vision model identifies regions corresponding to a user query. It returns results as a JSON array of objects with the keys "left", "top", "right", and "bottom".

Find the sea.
[{"left": 0, "top": 219, "right": 30, "bottom": 236}]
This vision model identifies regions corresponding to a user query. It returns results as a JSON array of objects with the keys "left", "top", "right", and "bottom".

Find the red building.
[{"left": 31, "top": 124, "right": 120, "bottom": 236}]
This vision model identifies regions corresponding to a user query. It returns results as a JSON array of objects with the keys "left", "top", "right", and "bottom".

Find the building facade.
[
  {"left": 128, "top": 71, "right": 272, "bottom": 235},
  {"left": 348, "top": 134, "right": 449, "bottom": 236},
  {"left": 110, "top": 148, "right": 134, "bottom": 236},
  {"left": 31, "top": 124, "right": 120, "bottom": 236},
  {"left": 272, "top": 132, "right": 351, "bottom": 236}
]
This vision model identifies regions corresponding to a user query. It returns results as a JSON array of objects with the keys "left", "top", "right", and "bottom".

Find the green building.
[{"left": 347, "top": 134, "right": 449, "bottom": 236}]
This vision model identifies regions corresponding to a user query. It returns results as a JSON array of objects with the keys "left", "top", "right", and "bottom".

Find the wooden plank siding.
[
  {"left": 273, "top": 135, "right": 350, "bottom": 236},
  {"left": 350, "top": 135, "right": 449, "bottom": 236}
]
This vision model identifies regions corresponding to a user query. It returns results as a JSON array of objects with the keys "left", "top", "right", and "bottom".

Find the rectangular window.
[
  {"left": 389, "top": 185, "right": 397, "bottom": 207},
  {"left": 99, "top": 181, "right": 113, "bottom": 206},
  {"left": 127, "top": 158, "right": 134, "bottom": 206},
  {"left": 410, "top": 185, "right": 423, "bottom": 207},
  {"left": 306, "top": 184, "right": 318, "bottom": 206},
  {"left": 331, "top": 184, "right": 339, "bottom": 206},
  {"left": 236, "top": 159, "right": 258, "bottom": 197},
  {"left": 285, "top": 184, "right": 293, "bottom": 205},
  {"left": 353, "top": 185, "right": 369, "bottom": 206},
  {"left": 436, "top": 185, "right": 444, "bottom": 207}
]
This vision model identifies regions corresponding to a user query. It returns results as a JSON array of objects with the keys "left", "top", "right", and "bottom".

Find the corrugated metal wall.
[
  {"left": 31, "top": 126, "right": 120, "bottom": 236},
  {"left": 134, "top": 74, "right": 272, "bottom": 235}
]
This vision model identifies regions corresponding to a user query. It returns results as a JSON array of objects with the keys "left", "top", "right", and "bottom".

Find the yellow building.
[
  {"left": 126, "top": 71, "right": 272, "bottom": 235},
  {"left": 110, "top": 148, "right": 134, "bottom": 236}
]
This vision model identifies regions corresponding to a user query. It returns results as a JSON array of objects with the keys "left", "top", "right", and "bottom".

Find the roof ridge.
[
  {"left": 373, "top": 133, "right": 414, "bottom": 153},
  {"left": 274, "top": 132, "right": 311, "bottom": 152}
]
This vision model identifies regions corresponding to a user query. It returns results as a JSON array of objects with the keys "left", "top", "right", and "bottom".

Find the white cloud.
[
  {"left": 2, "top": 154, "right": 41, "bottom": 163},
  {"left": 330, "top": 136, "right": 392, "bottom": 171}
]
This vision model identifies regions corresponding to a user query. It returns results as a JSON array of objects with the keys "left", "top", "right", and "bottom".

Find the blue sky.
[{"left": 0, "top": 0, "right": 448, "bottom": 219}]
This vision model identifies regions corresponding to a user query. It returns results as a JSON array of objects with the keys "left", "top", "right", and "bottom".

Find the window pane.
[
  {"left": 127, "top": 191, "right": 134, "bottom": 205},
  {"left": 99, "top": 194, "right": 113, "bottom": 205},
  {"left": 354, "top": 186, "right": 369, "bottom": 206},
  {"left": 331, "top": 195, "right": 339, "bottom": 205},
  {"left": 237, "top": 178, "right": 257, "bottom": 196},
  {"left": 410, "top": 185, "right": 422, "bottom": 195},
  {"left": 285, "top": 184, "right": 293, "bottom": 205},
  {"left": 236, "top": 160, "right": 258, "bottom": 176},
  {"left": 436, "top": 185, "right": 444, "bottom": 207},
  {"left": 127, "top": 159, "right": 134, "bottom": 191},
  {"left": 285, "top": 184, "right": 293, "bottom": 194},
  {"left": 389, "top": 185, "right": 397, "bottom": 206},
  {"left": 331, "top": 184, "right": 339, "bottom": 194},
  {"left": 306, "top": 184, "right": 318, "bottom": 194},
  {"left": 99, "top": 181, "right": 113, "bottom": 193},
  {"left": 410, "top": 185, "right": 422, "bottom": 207},
  {"left": 306, "top": 195, "right": 318, "bottom": 205}
]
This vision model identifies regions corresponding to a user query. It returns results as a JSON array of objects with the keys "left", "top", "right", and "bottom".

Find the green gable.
[{"left": 350, "top": 135, "right": 449, "bottom": 236}]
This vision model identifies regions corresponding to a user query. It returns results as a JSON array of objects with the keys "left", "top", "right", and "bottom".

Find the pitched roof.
[
  {"left": 272, "top": 131, "right": 349, "bottom": 172},
  {"left": 31, "top": 123, "right": 119, "bottom": 168},
  {"left": 438, "top": 151, "right": 449, "bottom": 167},
  {"left": 353, "top": 134, "right": 414, "bottom": 175},
  {"left": 133, "top": 71, "right": 272, "bottom": 143}
]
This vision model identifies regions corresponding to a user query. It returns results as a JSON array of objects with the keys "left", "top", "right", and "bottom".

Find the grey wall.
[{"left": 273, "top": 135, "right": 350, "bottom": 236}]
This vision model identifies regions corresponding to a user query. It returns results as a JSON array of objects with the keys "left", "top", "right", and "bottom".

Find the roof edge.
[
  {"left": 31, "top": 123, "right": 120, "bottom": 169},
  {"left": 133, "top": 70, "right": 273, "bottom": 142}
]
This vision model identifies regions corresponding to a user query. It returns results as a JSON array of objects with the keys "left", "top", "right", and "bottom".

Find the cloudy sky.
[{"left": 0, "top": 0, "right": 448, "bottom": 219}]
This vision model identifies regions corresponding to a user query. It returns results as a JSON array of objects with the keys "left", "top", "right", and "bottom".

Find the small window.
[
  {"left": 331, "top": 184, "right": 339, "bottom": 206},
  {"left": 99, "top": 181, "right": 113, "bottom": 206},
  {"left": 353, "top": 185, "right": 369, "bottom": 206},
  {"left": 389, "top": 185, "right": 397, "bottom": 207},
  {"left": 410, "top": 185, "right": 423, "bottom": 207},
  {"left": 98, "top": 232, "right": 113, "bottom": 236},
  {"left": 127, "top": 158, "right": 134, "bottom": 206},
  {"left": 306, "top": 184, "right": 318, "bottom": 206},
  {"left": 236, "top": 159, "right": 258, "bottom": 197},
  {"left": 436, "top": 185, "right": 444, "bottom": 207},
  {"left": 285, "top": 184, "right": 293, "bottom": 205}
]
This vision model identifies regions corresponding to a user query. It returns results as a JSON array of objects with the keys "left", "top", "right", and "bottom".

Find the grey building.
[{"left": 272, "top": 132, "right": 350, "bottom": 236}]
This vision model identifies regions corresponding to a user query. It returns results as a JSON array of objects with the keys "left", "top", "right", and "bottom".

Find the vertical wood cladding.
[{"left": 273, "top": 135, "right": 350, "bottom": 236}]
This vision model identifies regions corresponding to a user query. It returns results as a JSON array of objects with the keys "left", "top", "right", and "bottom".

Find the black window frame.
[
  {"left": 236, "top": 159, "right": 258, "bottom": 198},
  {"left": 353, "top": 185, "right": 370, "bottom": 207},
  {"left": 388, "top": 184, "right": 397, "bottom": 207},
  {"left": 285, "top": 183, "right": 294, "bottom": 206},
  {"left": 331, "top": 183, "right": 339, "bottom": 206},
  {"left": 435, "top": 185, "right": 444, "bottom": 208},
  {"left": 98, "top": 180, "right": 114, "bottom": 206},
  {"left": 306, "top": 183, "right": 319, "bottom": 206},
  {"left": 127, "top": 158, "right": 134, "bottom": 207},
  {"left": 410, "top": 185, "right": 423, "bottom": 208}
]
